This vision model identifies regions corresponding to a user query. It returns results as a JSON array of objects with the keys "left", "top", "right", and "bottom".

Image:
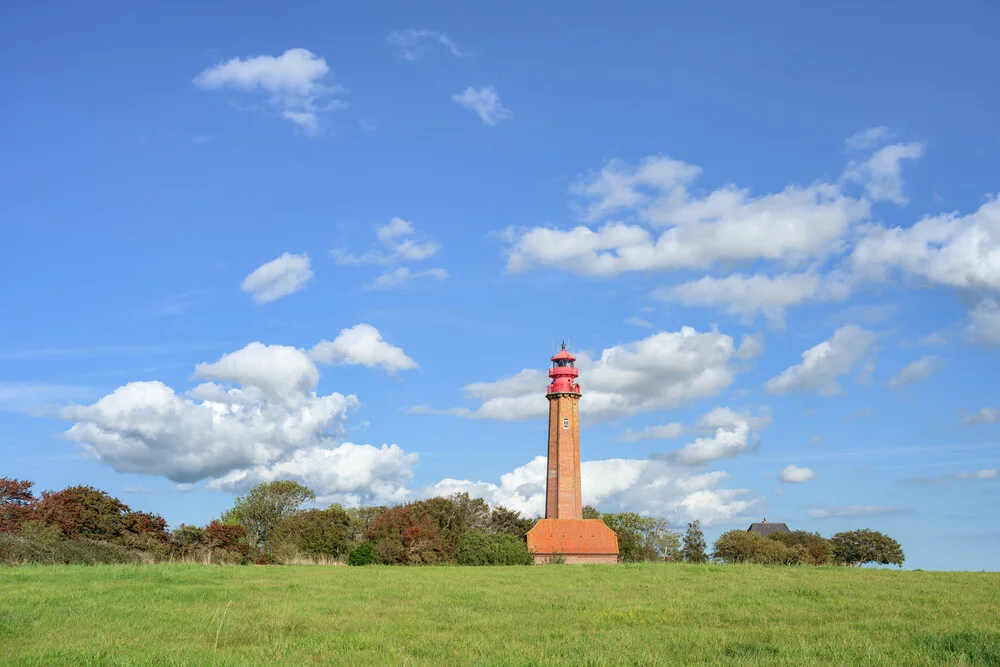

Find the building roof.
[
  {"left": 747, "top": 521, "right": 790, "bottom": 537},
  {"left": 527, "top": 519, "right": 619, "bottom": 555}
]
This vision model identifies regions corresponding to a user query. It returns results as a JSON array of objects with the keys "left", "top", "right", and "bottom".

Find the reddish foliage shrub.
[
  {"left": 33, "top": 485, "right": 168, "bottom": 544},
  {"left": 205, "top": 520, "right": 248, "bottom": 550},
  {"left": 365, "top": 504, "right": 446, "bottom": 565},
  {"left": 0, "top": 477, "right": 36, "bottom": 532}
]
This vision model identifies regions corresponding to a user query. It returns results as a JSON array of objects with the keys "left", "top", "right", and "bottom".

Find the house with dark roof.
[{"left": 747, "top": 519, "right": 789, "bottom": 537}]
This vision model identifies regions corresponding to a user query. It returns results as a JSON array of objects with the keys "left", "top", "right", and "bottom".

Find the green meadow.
[{"left": 1, "top": 563, "right": 998, "bottom": 665}]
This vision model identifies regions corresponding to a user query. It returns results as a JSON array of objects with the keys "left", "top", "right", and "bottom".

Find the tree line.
[{"left": 0, "top": 476, "right": 903, "bottom": 567}]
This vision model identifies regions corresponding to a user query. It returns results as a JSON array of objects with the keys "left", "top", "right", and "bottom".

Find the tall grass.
[{"left": 1, "top": 563, "right": 998, "bottom": 665}]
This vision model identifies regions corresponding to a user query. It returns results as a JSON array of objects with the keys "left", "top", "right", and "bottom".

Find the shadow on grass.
[{"left": 917, "top": 631, "right": 1000, "bottom": 665}]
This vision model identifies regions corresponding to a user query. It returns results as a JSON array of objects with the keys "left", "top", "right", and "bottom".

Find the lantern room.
[{"left": 547, "top": 342, "right": 581, "bottom": 395}]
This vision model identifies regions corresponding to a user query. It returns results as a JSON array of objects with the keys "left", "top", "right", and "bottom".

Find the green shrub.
[
  {"left": 457, "top": 531, "right": 533, "bottom": 566},
  {"left": 713, "top": 530, "right": 805, "bottom": 565},
  {"left": 769, "top": 530, "right": 832, "bottom": 565},
  {"left": 348, "top": 542, "right": 377, "bottom": 566},
  {"left": 267, "top": 508, "right": 351, "bottom": 561},
  {"left": 0, "top": 532, "right": 139, "bottom": 565}
]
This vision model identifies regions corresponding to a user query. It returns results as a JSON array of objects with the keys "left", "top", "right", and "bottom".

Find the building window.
[{"left": 563, "top": 418, "right": 569, "bottom": 430}]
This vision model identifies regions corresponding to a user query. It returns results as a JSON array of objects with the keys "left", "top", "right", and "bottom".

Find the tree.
[
  {"left": 829, "top": 529, "right": 904, "bottom": 567},
  {"left": 221, "top": 480, "right": 316, "bottom": 547},
  {"left": 267, "top": 507, "right": 351, "bottom": 559},
  {"left": 0, "top": 477, "right": 36, "bottom": 532},
  {"left": 769, "top": 530, "right": 832, "bottom": 565},
  {"left": 488, "top": 506, "right": 535, "bottom": 539},
  {"left": 582, "top": 505, "right": 601, "bottom": 519},
  {"left": 33, "top": 485, "right": 168, "bottom": 544},
  {"left": 600, "top": 512, "right": 681, "bottom": 562},
  {"left": 344, "top": 505, "right": 387, "bottom": 543},
  {"left": 364, "top": 504, "right": 446, "bottom": 565},
  {"left": 682, "top": 520, "right": 708, "bottom": 563}
]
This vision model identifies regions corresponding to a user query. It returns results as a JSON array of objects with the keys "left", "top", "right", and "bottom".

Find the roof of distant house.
[{"left": 747, "top": 519, "right": 790, "bottom": 537}]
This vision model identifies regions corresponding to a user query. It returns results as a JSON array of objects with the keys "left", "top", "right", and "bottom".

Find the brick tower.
[{"left": 527, "top": 343, "right": 619, "bottom": 564}]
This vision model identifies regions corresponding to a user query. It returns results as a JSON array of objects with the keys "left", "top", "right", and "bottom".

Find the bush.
[
  {"left": 365, "top": 505, "right": 446, "bottom": 565},
  {"left": 0, "top": 532, "right": 139, "bottom": 565},
  {"left": 348, "top": 542, "right": 377, "bottom": 566},
  {"left": 267, "top": 508, "right": 351, "bottom": 561},
  {"left": 0, "top": 477, "right": 36, "bottom": 532},
  {"left": 769, "top": 530, "right": 832, "bottom": 565},
  {"left": 33, "top": 485, "right": 168, "bottom": 545},
  {"left": 713, "top": 530, "right": 806, "bottom": 565},
  {"left": 457, "top": 531, "right": 533, "bottom": 566}
]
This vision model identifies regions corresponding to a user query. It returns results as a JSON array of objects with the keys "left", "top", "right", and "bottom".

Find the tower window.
[{"left": 563, "top": 418, "right": 569, "bottom": 429}]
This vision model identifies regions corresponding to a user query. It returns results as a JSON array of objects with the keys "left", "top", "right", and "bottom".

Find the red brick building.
[{"left": 527, "top": 344, "right": 619, "bottom": 564}]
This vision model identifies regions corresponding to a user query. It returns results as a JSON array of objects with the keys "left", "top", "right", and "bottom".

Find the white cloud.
[
  {"left": 843, "top": 142, "right": 924, "bottom": 204},
  {"left": 961, "top": 407, "right": 999, "bottom": 426},
  {"left": 920, "top": 332, "right": 947, "bottom": 346},
  {"left": 387, "top": 29, "right": 469, "bottom": 60},
  {"left": 309, "top": 324, "right": 418, "bottom": 373},
  {"left": 241, "top": 252, "right": 313, "bottom": 304},
  {"left": 333, "top": 218, "right": 446, "bottom": 289},
  {"left": 852, "top": 197, "right": 1000, "bottom": 291},
  {"left": 207, "top": 443, "right": 417, "bottom": 506},
  {"left": 370, "top": 267, "right": 449, "bottom": 290},
  {"left": 424, "top": 456, "right": 757, "bottom": 525},
  {"left": 618, "top": 422, "right": 685, "bottom": 442},
  {"left": 779, "top": 465, "right": 817, "bottom": 484},
  {"left": 806, "top": 505, "right": 906, "bottom": 519},
  {"left": 625, "top": 316, "right": 654, "bottom": 329},
  {"left": 967, "top": 297, "right": 1000, "bottom": 346},
  {"left": 618, "top": 405, "right": 770, "bottom": 443},
  {"left": 888, "top": 355, "right": 941, "bottom": 388},
  {"left": 61, "top": 329, "right": 418, "bottom": 492},
  {"left": 765, "top": 325, "right": 878, "bottom": 396},
  {"left": 452, "top": 86, "right": 511, "bottom": 126},
  {"left": 845, "top": 126, "right": 894, "bottom": 152},
  {"left": 193, "top": 48, "right": 346, "bottom": 133},
  {"left": 504, "top": 155, "right": 870, "bottom": 276},
  {"left": 667, "top": 421, "right": 757, "bottom": 465},
  {"left": 657, "top": 271, "right": 851, "bottom": 327},
  {"left": 416, "top": 328, "right": 762, "bottom": 422},
  {"left": 902, "top": 468, "right": 998, "bottom": 485}
]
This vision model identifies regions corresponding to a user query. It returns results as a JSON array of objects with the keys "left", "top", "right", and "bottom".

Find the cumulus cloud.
[
  {"left": 665, "top": 421, "right": 758, "bottom": 465},
  {"left": 961, "top": 407, "right": 999, "bottom": 426},
  {"left": 424, "top": 456, "right": 758, "bottom": 525},
  {"left": 413, "top": 328, "right": 762, "bottom": 422},
  {"left": 503, "top": 154, "right": 870, "bottom": 277},
  {"left": 852, "top": 197, "right": 1000, "bottom": 291},
  {"left": 765, "top": 325, "right": 877, "bottom": 396},
  {"left": 452, "top": 86, "right": 511, "bottom": 126},
  {"left": 967, "top": 297, "right": 1000, "bottom": 346},
  {"left": 61, "top": 329, "right": 419, "bottom": 500},
  {"left": 208, "top": 443, "right": 417, "bottom": 506},
  {"left": 657, "top": 271, "right": 851, "bottom": 327},
  {"left": 193, "top": 48, "right": 346, "bottom": 133},
  {"left": 241, "top": 252, "right": 313, "bottom": 304},
  {"left": 806, "top": 505, "right": 907, "bottom": 519},
  {"left": 843, "top": 142, "right": 924, "bottom": 205},
  {"left": 887, "top": 355, "right": 941, "bottom": 388},
  {"left": 387, "top": 29, "right": 469, "bottom": 60},
  {"left": 309, "top": 324, "right": 418, "bottom": 373},
  {"left": 333, "top": 218, "right": 447, "bottom": 289},
  {"left": 779, "top": 465, "right": 817, "bottom": 484}
]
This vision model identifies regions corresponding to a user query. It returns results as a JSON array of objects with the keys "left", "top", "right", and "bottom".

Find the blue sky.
[{"left": 2, "top": 2, "right": 998, "bottom": 570}]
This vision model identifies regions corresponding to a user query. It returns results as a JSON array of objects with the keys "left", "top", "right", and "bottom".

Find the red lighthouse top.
[{"left": 547, "top": 342, "right": 581, "bottom": 395}]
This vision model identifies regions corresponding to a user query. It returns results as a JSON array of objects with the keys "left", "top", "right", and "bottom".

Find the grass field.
[{"left": 1, "top": 564, "right": 998, "bottom": 665}]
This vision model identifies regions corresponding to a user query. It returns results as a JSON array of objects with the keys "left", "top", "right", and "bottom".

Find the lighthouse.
[{"left": 526, "top": 343, "right": 619, "bottom": 564}]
